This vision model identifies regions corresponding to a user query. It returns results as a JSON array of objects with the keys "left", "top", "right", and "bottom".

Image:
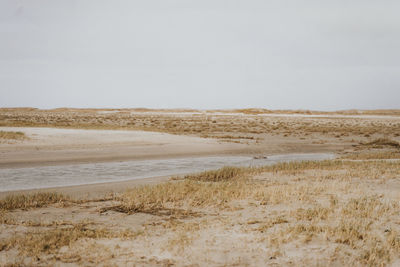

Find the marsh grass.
[{"left": 0, "top": 192, "right": 68, "bottom": 211}]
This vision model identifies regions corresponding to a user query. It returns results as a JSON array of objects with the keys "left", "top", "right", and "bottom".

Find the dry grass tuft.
[
  {"left": 113, "top": 166, "right": 267, "bottom": 214},
  {"left": 0, "top": 192, "right": 68, "bottom": 211},
  {"left": 362, "top": 138, "right": 400, "bottom": 149},
  {"left": 115, "top": 179, "right": 250, "bottom": 214},
  {"left": 257, "top": 160, "right": 351, "bottom": 175},
  {"left": 292, "top": 205, "right": 332, "bottom": 221},
  {"left": 0, "top": 131, "right": 27, "bottom": 141},
  {"left": 262, "top": 194, "right": 400, "bottom": 265},
  {"left": 341, "top": 151, "right": 400, "bottom": 160},
  {"left": 184, "top": 166, "right": 249, "bottom": 182},
  {"left": 1, "top": 223, "right": 139, "bottom": 257}
]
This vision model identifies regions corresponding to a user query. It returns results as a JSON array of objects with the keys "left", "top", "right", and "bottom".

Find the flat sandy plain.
[{"left": 1, "top": 108, "right": 400, "bottom": 266}]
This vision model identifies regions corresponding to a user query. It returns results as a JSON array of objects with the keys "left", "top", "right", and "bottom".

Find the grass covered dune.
[{"left": 1, "top": 157, "right": 400, "bottom": 266}]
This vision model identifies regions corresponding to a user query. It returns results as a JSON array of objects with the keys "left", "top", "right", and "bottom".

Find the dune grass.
[
  {"left": 111, "top": 158, "right": 400, "bottom": 265},
  {"left": 0, "top": 222, "right": 140, "bottom": 257},
  {"left": 115, "top": 179, "right": 249, "bottom": 213},
  {"left": 0, "top": 131, "right": 27, "bottom": 141},
  {"left": 362, "top": 138, "right": 400, "bottom": 149},
  {"left": 341, "top": 151, "right": 400, "bottom": 160},
  {"left": 184, "top": 166, "right": 250, "bottom": 182},
  {"left": 264, "top": 196, "right": 400, "bottom": 266},
  {"left": 2, "top": 156, "right": 400, "bottom": 266},
  {"left": 0, "top": 192, "right": 68, "bottom": 211},
  {"left": 116, "top": 159, "right": 400, "bottom": 213},
  {"left": 1, "top": 108, "right": 400, "bottom": 140}
]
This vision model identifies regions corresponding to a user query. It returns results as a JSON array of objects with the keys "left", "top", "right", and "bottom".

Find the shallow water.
[{"left": 0, "top": 153, "right": 335, "bottom": 192}]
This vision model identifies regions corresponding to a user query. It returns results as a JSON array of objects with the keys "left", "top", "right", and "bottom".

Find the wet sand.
[
  {"left": 0, "top": 153, "right": 335, "bottom": 198},
  {"left": 0, "top": 125, "right": 346, "bottom": 198},
  {"left": 0, "top": 127, "right": 248, "bottom": 168},
  {"left": 0, "top": 175, "right": 170, "bottom": 200}
]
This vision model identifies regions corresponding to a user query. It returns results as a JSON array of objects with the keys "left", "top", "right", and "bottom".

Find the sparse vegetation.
[
  {"left": 1, "top": 222, "right": 140, "bottom": 258},
  {"left": 115, "top": 179, "right": 249, "bottom": 214},
  {"left": 0, "top": 131, "right": 27, "bottom": 142},
  {"left": 341, "top": 151, "right": 400, "bottom": 160},
  {"left": 1, "top": 108, "right": 400, "bottom": 141},
  {"left": 184, "top": 166, "right": 249, "bottom": 182},
  {"left": 362, "top": 138, "right": 400, "bottom": 149},
  {"left": 265, "top": 196, "right": 400, "bottom": 266},
  {"left": 0, "top": 192, "right": 68, "bottom": 211},
  {"left": 1, "top": 157, "right": 400, "bottom": 266}
]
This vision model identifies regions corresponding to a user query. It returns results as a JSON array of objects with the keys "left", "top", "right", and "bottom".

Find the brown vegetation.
[
  {"left": 341, "top": 151, "right": 400, "bottom": 160},
  {"left": 184, "top": 166, "right": 249, "bottom": 182},
  {"left": 0, "top": 192, "right": 68, "bottom": 211},
  {"left": 0, "top": 222, "right": 141, "bottom": 264},
  {"left": 362, "top": 138, "right": 400, "bottom": 149},
  {"left": 1, "top": 157, "right": 400, "bottom": 265},
  {"left": 1, "top": 108, "right": 400, "bottom": 142},
  {"left": 0, "top": 131, "right": 27, "bottom": 142}
]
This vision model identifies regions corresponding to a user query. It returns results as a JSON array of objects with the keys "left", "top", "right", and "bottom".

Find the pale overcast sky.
[{"left": 1, "top": 0, "right": 399, "bottom": 110}]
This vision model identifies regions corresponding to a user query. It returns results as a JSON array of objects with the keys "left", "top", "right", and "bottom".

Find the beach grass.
[
  {"left": 0, "top": 192, "right": 68, "bottom": 211},
  {"left": 0, "top": 131, "right": 27, "bottom": 141}
]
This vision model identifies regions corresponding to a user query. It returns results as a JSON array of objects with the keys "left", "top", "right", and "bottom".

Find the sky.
[{"left": 1, "top": 0, "right": 400, "bottom": 111}]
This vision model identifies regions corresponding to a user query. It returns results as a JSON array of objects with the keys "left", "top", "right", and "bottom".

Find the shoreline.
[
  {"left": 0, "top": 126, "right": 250, "bottom": 169},
  {"left": 0, "top": 149, "right": 251, "bottom": 169},
  {"left": 0, "top": 174, "right": 172, "bottom": 200},
  {"left": 0, "top": 152, "right": 336, "bottom": 199},
  {"left": 0, "top": 126, "right": 342, "bottom": 169},
  {"left": 0, "top": 126, "right": 346, "bottom": 199}
]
